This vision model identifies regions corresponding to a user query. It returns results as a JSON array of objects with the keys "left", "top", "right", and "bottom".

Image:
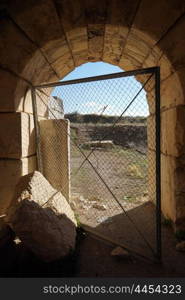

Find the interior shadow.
[
  {"left": 88, "top": 201, "right": 161, "bottom": 259},
  {"left": 0, "top": 199, "right": 79, "bottom": 278}
]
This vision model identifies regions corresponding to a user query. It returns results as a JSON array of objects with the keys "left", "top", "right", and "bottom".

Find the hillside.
[{"left": 65, "top": 112, "right": 147, "bottom": 125}]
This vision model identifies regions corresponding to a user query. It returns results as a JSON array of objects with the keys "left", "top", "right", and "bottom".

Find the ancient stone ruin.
[{"left": 6, "top": 171, "right": 77, "bottom": 262}]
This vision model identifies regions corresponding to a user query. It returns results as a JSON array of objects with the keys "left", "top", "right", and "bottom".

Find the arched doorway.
[
  {"left": 0, "top": 0, "right": 185, "bottom": 252},
  {"left": 31, "top": 62, "right": 160, "bottom": 259}
]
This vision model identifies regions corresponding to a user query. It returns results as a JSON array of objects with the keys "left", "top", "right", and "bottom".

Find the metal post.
[
  {"left": 155, "top": 67, "right": 162, "bottom": 261},
  {"left": 31, "top": 87, "right": 43, "bottom": 173}
]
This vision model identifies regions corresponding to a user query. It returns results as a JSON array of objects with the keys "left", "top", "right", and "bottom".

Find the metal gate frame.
[{"left": 31, "top": 66, "right": 161, "bottom": 262}]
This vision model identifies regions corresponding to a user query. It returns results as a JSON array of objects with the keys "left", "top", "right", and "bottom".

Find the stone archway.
[{"left": 0, "top": 0, "right": 185, "bottom": 231}]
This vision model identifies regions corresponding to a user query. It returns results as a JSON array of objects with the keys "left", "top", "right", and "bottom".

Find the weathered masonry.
[{"left": 0, "top": 0, "right": 185, "bottom": 232}]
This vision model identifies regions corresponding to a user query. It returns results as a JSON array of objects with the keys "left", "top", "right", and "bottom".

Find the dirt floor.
[
  {"left": 1, "top": 223, "right": 185, "bottom": 278},
  {"left": 70, "top": 145, "right": 149, "bottom": 221},
  {"left": 1, "top": 143, "right": 185, "bottom": 277},
  {"left": 71, "top": 145, "right": 148, "bottom": 205},
  {"left": 75, "top": 223, "right": 185, "bottom": 277},
  {"left": 70, "top": 145, "right": 156, "bottom": 258}
]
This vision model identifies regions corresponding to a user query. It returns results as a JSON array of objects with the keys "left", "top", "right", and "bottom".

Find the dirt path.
[{"left": 70, "top": 145, "right": 158, "bottom": 258}]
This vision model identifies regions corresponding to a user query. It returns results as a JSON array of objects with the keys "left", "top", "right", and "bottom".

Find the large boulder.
[{"left": 5, "top": 171, "right": 77, "bottom": 262}]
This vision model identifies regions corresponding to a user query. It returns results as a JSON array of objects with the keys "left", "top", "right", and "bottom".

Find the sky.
[{"left": 52, "top": 62, "right": 149, "bottom": 117}]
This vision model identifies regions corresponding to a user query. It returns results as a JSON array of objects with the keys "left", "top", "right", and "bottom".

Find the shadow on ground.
[{"left": 1, "top": 202, "right": 185, "bottom": 277}]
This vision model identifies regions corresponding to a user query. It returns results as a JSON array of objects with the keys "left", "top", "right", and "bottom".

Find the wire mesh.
[{"left": 33, "top": 69, "right": 160, "bottom": 260}]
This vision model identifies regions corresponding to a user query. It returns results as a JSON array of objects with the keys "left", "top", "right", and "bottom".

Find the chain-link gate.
[{"left": 31, "top": 67, "right": 161, "bottom": 262}]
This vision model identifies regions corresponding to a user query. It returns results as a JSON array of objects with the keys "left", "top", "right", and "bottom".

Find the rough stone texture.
[
  {"left": 85, "top": 0, "right": 106, "bottom": 61},
  {"left": 10, "top": 172, "right": 74, "bottom": 221},
  {"left": 143, "top": 47, "right": 174, "bottom": 81},
  {"left": 160, "top": 152, "right": 185, "bottom": 229},
  {"left": 0, "top": 70, "right": 27, "bottom": 113},
  {"left": 39, "top": 119, "right": 70, "bottom": 201},
  {"left": 158, "top": 16, "right": 185, "bottom": 72},
  {"left": 7, "top": 200, "right": 76, "bottom": 262},
  {"left": 0, "top": 113, "right": 21, "bottom": 159},
  {"left": 6, "top": 171, "right": 77, "bottom": 262},
  {"left": 57, "top": 0, "right": 88, "bottom": 67},
  {"left": 160, "top": 73, "right": 184, "bottom": 110},
  {"left": 103, "top": 0, "right": 139, "bottom": 65},
  {"left": 88, "top": 23, "right": 104, "bottom": 62},
  {"left": 0, "top": 18, "right": 57, "bottom": 85},
  {"left": 0, "top": 112, "right": 35, "bottom": 159},
  {"left": 9, "top": 0, "right": 72, "bottom": 70},
  {"left": 161, "top": 106, "right": 185, "bottom": 157},
  {"left": 21, "top": 113, "right": 35, "bottom": 157},
  {"left": 161, "top": 154, "right": 176, "bottom": 222},
  {"left": 19, "top": 89, "right": 49, "bottom": 117},
  {"left": 134, "top": 0, "right": 185, "bottom": 46},
  {"left": 0, "top": 156, "right": 36, "bottom": 215}
]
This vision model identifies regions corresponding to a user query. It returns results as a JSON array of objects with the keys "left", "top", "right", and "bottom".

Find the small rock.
[
  {"left": 81, "top": 204, "right": 91, "bottom": 210},
  {"left": 176, "top": 241, "right": 185, "bottom": 252},
  {"left": 69, "top": 201, "right": 76, "bottom": 210},
  {"left": 89, "top": 196, "right": 101, "bottom": 202},
  {"left": 88, "top": 200, "right": 97, "bottom": 204},
  {"left": 111, "top": 246, "right": 131, "bottom": 259},
  {"left": 93, "top": 203, "right": 107, "bottom": 210},
  {"left": 96, "top": 216, "right": 112, "bottom": 224},
  {"left": 79, "top": 195, "right": 86, "bottom": 202},
  {"left": 14, "top": 237, "right": 21, "bottom": 245}
]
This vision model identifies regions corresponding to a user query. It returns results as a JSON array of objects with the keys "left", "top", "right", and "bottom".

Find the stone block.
[
  {"left": 160, "top": 72, "right": 184, "bottom": 110},
  {"left": 176, "top": 67, "right": 185, "bottom": 97},
  {"left": 0, "top": 156, "right": 36, "bottom": 215},
  {"left": 0, "top": 19, "right": 36, "bottom": 78},
  {"left": 66, "top": 28, "right": 88, "bottom": 66},
  {"left": 88, "top": 24, "right": 104, "bottom": 62},
  {"left": 161, "top": 153, "right": 176, "bottom": 222},
  {"left": 103, "top": 24, "right": 128, "bottom": 65},
  {"left": 161, "top": 106, "right": 185, "bottom": 157},
  {"left": 21, "top": 113, "right": 36, "bottom": 158},
  {"left": 122, "top": 28, "right": 154, "bottom": 66},
  {"left": 158, "top": 15, "right": 185, "bottom": 71},
  {"left": 0, "top": 112, "right": 35, "bottom": 159},
  {"left": 39, "top": 119, "right": 70, "bottom": 201},
  {"left": 19, "top": 89, "right": 49, "bottom": 117},
  {"left": 51, "top": 55, "right": 74, "bottom": 79},
  {"left": 134, "top": 0, "right": 185, "bottom": 44},
  {"left": 0, "top": 70, "right": 28, "bottom": 113},
  {"left": 0, "top": 113, "right": 21, "bottom": 159},
  {"left": 147, "top": 150, "right": 178, "bottom": 224},
  {"left": 142, "top": 47, "right": 175, "bottom": 81}
]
